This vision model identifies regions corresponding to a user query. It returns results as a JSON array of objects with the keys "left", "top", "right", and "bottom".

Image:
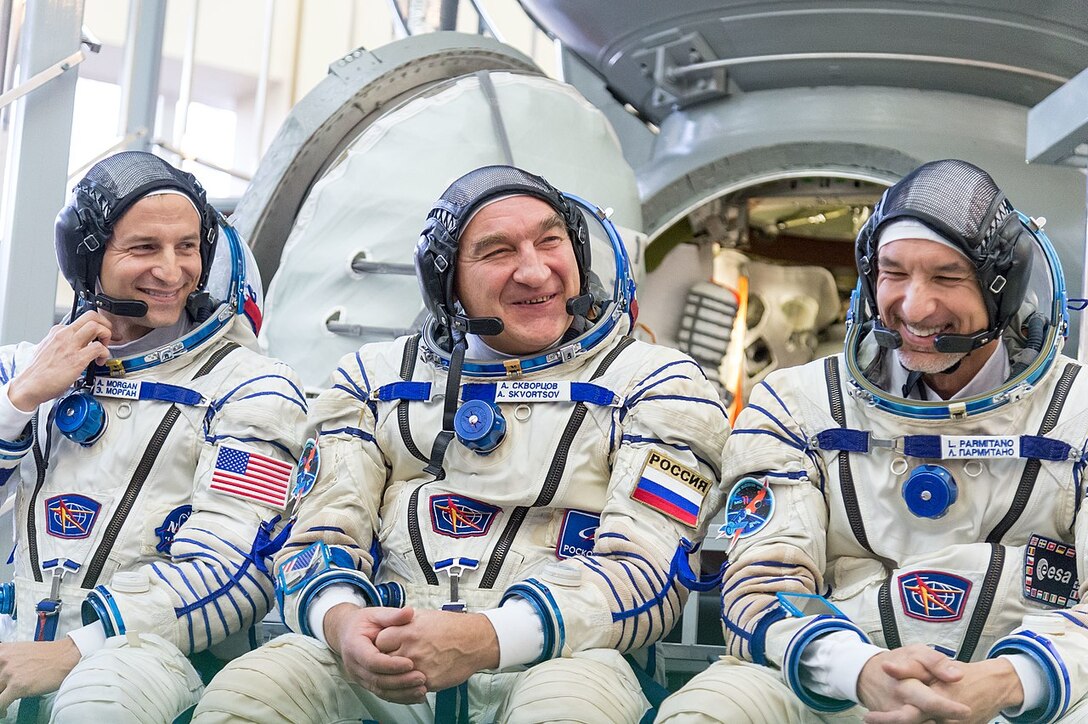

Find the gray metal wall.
[{"left": 637, "top": 85, "right": 1087, "bottom": 351}]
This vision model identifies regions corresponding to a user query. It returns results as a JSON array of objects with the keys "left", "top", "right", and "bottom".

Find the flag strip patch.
[
  {"left": 210, "top": 445, "right": 294, "bottom": 509},
  {"left": 630, "top": 450, "right": 711, "bottom": 527}
]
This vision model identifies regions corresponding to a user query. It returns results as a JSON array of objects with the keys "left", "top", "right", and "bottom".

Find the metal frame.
[
  {"left": 0, "top": 0, "right": 86, "bottom": 345},
  {"left": 118, "top": 0, "right": 166, "bottom": 151},
  {"left": 1027, "top": 68, "right": 1088, "bottom": 358}
]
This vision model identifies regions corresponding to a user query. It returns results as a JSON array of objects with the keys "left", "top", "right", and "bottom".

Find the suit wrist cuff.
[
  {"left": 308, "top": 584, "right": 368, "bottom": 645},
  {"left": 67, "top": 620, "right": 107, "bottom": 657},
  {"left": 481, "top": 598, "right": 544, "bottom": 669},
  {"left": 784, "top": 616, "right": 871, "bottom": 713},
  {"left": 798, "top": 629, "right": 883, "bottom": 703},
  {"left": 989, "top": 631, "right": 1069, "bottom": 723},
  {"left": 0, "top": 384, "right": 33, "bottom": 451}
]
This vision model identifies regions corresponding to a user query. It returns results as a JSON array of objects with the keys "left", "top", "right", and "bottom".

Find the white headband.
[
  {"left": 140, "top": 188, "right": 202, "bottom": 218},
  {"left": 461, "top": 193, "right": 522, "bottom": 231},
  {"left": 877, "top": 219, "right": 967, "bottom": 259}
]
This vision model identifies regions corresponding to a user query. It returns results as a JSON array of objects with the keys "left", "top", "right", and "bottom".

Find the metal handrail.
[
  {"left": 67, "top": 131, "right": 146, "bottom": 182},
  {"left": 0, "top": 48, "right": 84, "bottom": 112},
  {"left": 154, "top": 139, "right": 254, "bottom": 181},
  {"left": 667, "top": 51, "right": 1067, "bottom": 85},
  {"left": 465, "top": 0, "right": 504, "bottom": 43}
]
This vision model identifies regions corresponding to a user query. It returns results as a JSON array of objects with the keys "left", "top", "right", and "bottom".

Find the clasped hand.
[
  {"left": 858, "top": 644, "right": 1024, "bottom": 724},
  {"left": 326, "top": 605, "right": 500, "bottom": 705}
]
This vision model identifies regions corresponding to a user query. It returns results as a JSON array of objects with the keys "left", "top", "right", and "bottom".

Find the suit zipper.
[
  {"left": 987, "top": 362, "right": 1079, "bottom": 543},
  {"left": 825, "top": 357, "right": 875, "bottom": 555},
  {"left": 26, "top": 411, "right": 47, "bottom": 582},
  {"left": 957, "top": 543, "right": 1004, "bottom": 661},
  {"left": 877, "top": 570, "right": 902, "bottom": 649},
  {"left": 398, "top": 335, "right": 428, "bottom": 463},
  {"left": 81, "top": 342, "right": 238, "bottom": 589},
  {"left": 478, "top": 337, "right": 636, "bottom": 589}
]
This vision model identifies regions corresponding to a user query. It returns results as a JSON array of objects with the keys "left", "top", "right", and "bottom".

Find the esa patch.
[
  {"left": 292, "top": 438, "right": 320, "bottom": 502},
  {"left": 1024, "top": 534, "right": 1079, "bottom": 608},
  {"left": 45, "top": 494, "right": 101, "bottom": 539},
  {"left": 556, "top": 510, "right": 599, "bottom": 559},
  {"left": 430, "top": 494, "right": 501, "bottom": 538},
  {"left": 154, "top": 505, "right": 192, "bottom": 553},
  {"left": 719, "top": 477, "right": 775, "bottom": 542},
  {"left": 898, "top": 571, "right": 972, "bottom": 622},
  {"left": 630, "top": 450, "right": 712, "bottom": 527}
]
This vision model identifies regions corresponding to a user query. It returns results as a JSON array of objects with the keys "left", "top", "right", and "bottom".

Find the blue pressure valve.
[
  {"left": 55, "top": 390, "right": 107, "bottom": 446},
  {"left": 902, "top": 464, "right": 958, "bottom": 519},
  {"left": 454, "top": 399, "right": 506, "bottom": 454}
]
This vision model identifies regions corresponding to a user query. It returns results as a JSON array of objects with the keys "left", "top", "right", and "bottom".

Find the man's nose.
[
  {"left": 899, "top": 279, "right": 938, "bottom": 321},
  {"left": 512, "top": 248, "right": 549, "bottom": 286},
  {"left": 152, "top": 250, "right": 183, "bottom": 284}
]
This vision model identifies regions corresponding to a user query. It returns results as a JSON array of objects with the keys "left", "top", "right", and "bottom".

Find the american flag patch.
[
  {"left": 631, "top": 450, "right": 711, "bottom": 528},
  {"left": 210, "top": 445, "right": 293, "bottom": 509}
]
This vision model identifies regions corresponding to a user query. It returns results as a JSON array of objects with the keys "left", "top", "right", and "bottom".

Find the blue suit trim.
[
  {"left": 989, "top": 631, "right": 1070, "bottom": 723},
  {"left": 783, "top": 616, "right": 868, "bottom": 712}
]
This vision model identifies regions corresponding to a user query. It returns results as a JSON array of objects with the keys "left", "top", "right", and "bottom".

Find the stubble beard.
[{"left": 894, "top": 347, "right": 966, "bottom": 374}]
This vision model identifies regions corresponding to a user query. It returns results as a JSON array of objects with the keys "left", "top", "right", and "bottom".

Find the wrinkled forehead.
[
  {"left": 877, "top": 236, "right": 977, "bottom": 275},
  {"left": 460, "top": 195, "right": 565, "bottom": 245},
  {"left": 108, "top": 192, "right": 203, "bottom": 246}
]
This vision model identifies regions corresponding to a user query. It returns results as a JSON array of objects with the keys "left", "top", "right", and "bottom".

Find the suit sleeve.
[
  {"left": 986, "top": 450, "right": 1088, "bottom": 723},
  {"left": 0, "top": 343, "right": 38, "bottom": 486},
  {"left": 273, "top": 350, "right": 389, "bottom": 635},
  {"left": 501, "top": 350, "right": 729, "bottom": 659}
]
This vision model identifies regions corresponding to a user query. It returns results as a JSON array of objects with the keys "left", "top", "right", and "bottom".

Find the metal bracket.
[
  {"left": 632, "top": 31, "right": 728, "bottom": 113},
  {"left": 0, "top": 49, "right": 85, "bottom": 112}
]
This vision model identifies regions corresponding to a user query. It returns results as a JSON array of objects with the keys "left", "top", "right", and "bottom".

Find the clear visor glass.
[
  {"left": 846, "top": 223, "right": 1065, "bottom": 414},
  {"left": 204, "top": 224, "right": 262, "bottom": 308},
  {"left": 458, "top": 194, "right": 630, "bottom": 365}
]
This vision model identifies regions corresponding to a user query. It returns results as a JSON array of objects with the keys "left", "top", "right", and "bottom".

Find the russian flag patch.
[{"left": 630, "top": 450, "right": 711, "bottom": 528}]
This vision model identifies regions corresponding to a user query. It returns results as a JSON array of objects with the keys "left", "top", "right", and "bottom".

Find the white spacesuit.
[
  {"left": 659, "top": 160, "right": 1088, "bottom": 723},
  {"left": 194, "top": 166, "right": 727, "bottom": 723},
  {"left": 0, "top": 153, "right": 308, "bottom": 722}
]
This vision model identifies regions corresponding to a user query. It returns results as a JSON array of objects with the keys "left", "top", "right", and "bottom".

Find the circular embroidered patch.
[
  {"left": 721, "top": 477, "right": 774, "bottom": 540},
  {"left": 292, "top": 437, "right": 320, "bottom": 501}
]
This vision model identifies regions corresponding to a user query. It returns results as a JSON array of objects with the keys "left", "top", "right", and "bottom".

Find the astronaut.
[
  {"left": 0, "top": 151, "right": 308, "bottom": 721},
  {"left": 194, "top": 165, "right": 728, "bottom": 723},
  {"left": 658, "top": 159, "right": 1088, "bottom": 723}
]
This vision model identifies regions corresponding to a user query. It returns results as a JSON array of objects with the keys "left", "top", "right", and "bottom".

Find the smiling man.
[
  {"left": 0, "top": 151, "right": 307, "bottom": 721},
  {"left": 195, "top": 165, "right": 728, "bottom": 723},
  {"left": 659, "top": 159, "right": 1088, "bottom": 723},
  {"left": 96, "top": 192, "right": 203, "bottom": 343}
]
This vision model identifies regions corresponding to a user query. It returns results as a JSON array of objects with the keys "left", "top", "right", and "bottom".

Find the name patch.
[
  {"left": 430, "top": 494, "right": 501, "bottom": 538},
  {"left": 556, "top": 510, "right": 599, "bottom": 559},
  {"left": 92, "top": 377, "right": 142, "bottom": 400},
  {"left": 630, "top": 450, "right": 711, "bottom": 528},
  {"left": 940, "top": 436, "right": 1017, "bottom": 459},
  {"left": 898, "top": 570, "right": 971, "bottom": 622},
  {"left": 154, "top": 505, "right": 192, "bottom": 553},
  {"left": 1024, "top": 534, "right": 1079, "bottom": 608},
  {"left": 45, "top": 493, "right": 101, "bottom": 539},
  {"left": 495, "top": 381, "right": 571, "bottom": 402}
]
